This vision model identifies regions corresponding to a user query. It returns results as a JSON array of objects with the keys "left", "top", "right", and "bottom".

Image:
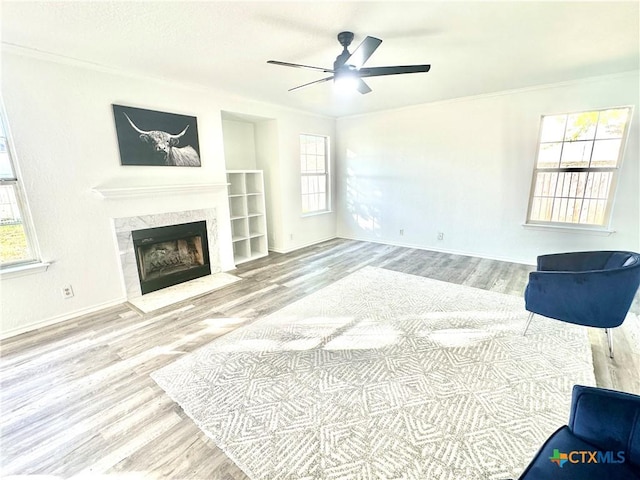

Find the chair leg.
[
  {"left": 605, "top": 328, "right": 614, "bottom": 359},
  {"left": 523, "top": 312, "right": 534, "bottom": 336}
]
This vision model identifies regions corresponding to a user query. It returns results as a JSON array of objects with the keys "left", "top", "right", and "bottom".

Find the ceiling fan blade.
[
  {"left": 267, "top": 60, "right": 334, "bottom": 73},
  {"left": 357, "top": 79, "right": 372, "bottom": 94},
  {"left": 288, "top": 76, "right": 334, "bottom": 92},
  {"left": 345, "top": 36, "right": 382, "bottom": 69},
  {"left": 359, "top": 65, "right": 431, "bottom": 77}
]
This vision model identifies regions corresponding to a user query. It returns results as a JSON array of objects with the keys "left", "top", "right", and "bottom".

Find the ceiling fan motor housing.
[
  {"left": 337, "top": 31, "right": 354, "bottom": 48},
  {"left": 335, "top": 31, "right": 355, "bottom": 70}
]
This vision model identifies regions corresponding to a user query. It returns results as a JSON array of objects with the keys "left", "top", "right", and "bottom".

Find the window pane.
[
  {"left": 596, "top": 108, "right": 629, "bottom": 139},
  {"left": 574, "top": 172, "right": 588, "bottom": 197},
  {"left": 542, "top": 172, "right": 559, "bottom": 196},
  {"left": 531, "top": 196, "right": 554, "bottom": 222},
  {"left": 586, "top": 171, "right": 612, "bottom": 200},
  {"left": 591, "top": 139, "right": 622, "bottom": 167},
  {"left": 537, "top": 142, "right": 562, "bottom": 168},
  {"left": 540, "top": 197, "right": 552, "bottom": 221},
  {"left": 309, "top": 195, "right": 318, "bottom": 212},
  {"left": 533, "top": 172, "right": 556, "bottom": 197},
  {"left": 565, "top": 111, "right": 598, "bottom": 141},
  {"left": 318, "top": 177, "right": 326, "bottom": 193},
  {"left": 560, "top": 140, "right": 593, "bottom": 168},
  {"left": 0, "top": 185, "right": 32, "bottom": 264},
  {"left": 540, "top": 115, "right": 566, "bottom": 142}
]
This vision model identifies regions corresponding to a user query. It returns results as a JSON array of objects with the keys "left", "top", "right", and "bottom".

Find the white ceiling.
[{"left": 2, "top": 1, "right": 639, "bottom": 118}]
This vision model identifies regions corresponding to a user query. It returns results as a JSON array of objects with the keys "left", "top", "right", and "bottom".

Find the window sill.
[
  {"left": 522, "top": 223, "right": 615, "bottom": 236},
  {"left": 302, "top": 210, "right": 333, "bottom": 218},
  {"left": 1, "top": 261, "right": 51, "bottom": 279}
]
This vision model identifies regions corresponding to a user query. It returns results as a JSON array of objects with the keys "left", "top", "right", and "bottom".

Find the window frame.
[
  {"left": 525, "top": 106, "right": 633, "bottom": 230},
  {"left": 299, "top": 133, "right": 331, "bottom": 216},
  {"left": 0, "top": 100, "right": 42, "bottom": 271}
]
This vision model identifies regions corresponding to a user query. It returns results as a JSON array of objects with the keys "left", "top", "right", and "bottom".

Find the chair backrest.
[
  {"left": 569, "top": 385, "right": 640, "bottom": 469},
  {"left": 526, "top": 251, "right": 640, "bottom": 328}
]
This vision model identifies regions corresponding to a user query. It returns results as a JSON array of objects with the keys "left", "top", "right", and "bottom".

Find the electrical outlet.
[
  {"left": 399, "top": 229, "right": 404, "bottom": 236},
  {"left": 61, "top": 284, "right": 74, "bottom": 299},
  {"left": 437, "top": 232, "right": 444, "bottom": 241}
]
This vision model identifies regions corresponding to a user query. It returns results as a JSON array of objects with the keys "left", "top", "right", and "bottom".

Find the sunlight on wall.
[{"left": 345, "top": 159, "right": 383, "bottom": 236}]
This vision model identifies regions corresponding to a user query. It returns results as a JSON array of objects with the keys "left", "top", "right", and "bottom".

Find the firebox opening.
[{"left": 132, "top": 221, "right": 211, "bottom": 295}]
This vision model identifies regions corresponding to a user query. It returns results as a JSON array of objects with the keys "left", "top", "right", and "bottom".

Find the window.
[
  {"left": 0, "top": 107, "right": 38, "bottom": 268},
  {"left": 526, "top": 107, "right": 632, "bottom": 228},
  {"left": 300, "top": 134, "right": 330, "bottom": 214}
]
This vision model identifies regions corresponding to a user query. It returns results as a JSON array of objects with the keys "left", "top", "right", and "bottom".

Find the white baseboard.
[
  {"left": 336, "top": 235, "right": 536, "bottom": 266},
  {"left": 1, "top": 297, "right": 127, "bottom": 340}
]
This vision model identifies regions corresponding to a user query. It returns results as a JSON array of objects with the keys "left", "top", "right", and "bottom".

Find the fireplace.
[{"left": 132, "top": 221, "right": 211, "bottom": 294}]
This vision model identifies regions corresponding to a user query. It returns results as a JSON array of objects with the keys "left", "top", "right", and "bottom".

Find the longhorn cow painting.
[{"left": 112, "top": 104, "right": 201, "bottom": 167}]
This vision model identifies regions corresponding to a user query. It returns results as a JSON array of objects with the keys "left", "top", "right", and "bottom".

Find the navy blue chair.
[
  {"left": 518, "top": 385, "right": 640, "bottom": 479},
  {"left": 523, "top": 250, "right": 640, "bottom": 358}
]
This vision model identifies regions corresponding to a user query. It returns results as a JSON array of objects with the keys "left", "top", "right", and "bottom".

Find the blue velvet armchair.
[
  {"left": 518, "top": 385, "right": 640, "bottom": 479},
  {"left": 523, "top": 250, "right": 640, "bottom": 357}
]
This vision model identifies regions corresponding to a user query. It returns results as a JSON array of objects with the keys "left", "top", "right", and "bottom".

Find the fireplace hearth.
[{"left": 132, "top": 221, "right": 211, "bottom": 294}]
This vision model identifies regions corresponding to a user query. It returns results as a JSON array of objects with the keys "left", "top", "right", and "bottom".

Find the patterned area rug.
[{"left": 152, "top": 266, "right": 595, "bottom": 479}]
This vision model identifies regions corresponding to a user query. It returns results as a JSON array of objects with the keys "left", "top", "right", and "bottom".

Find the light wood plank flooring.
[{"left": 1, "top": 239, "right": 639, "bottom": 478}]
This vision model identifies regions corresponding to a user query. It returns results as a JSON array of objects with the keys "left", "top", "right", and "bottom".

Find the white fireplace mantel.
[{"left": 91, "top": 181, "right": 229, "bottom": 199}]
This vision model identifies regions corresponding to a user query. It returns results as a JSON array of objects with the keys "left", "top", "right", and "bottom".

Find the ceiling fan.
[{"left": 267, "top": 31, "right": 431, "bottom": 94}]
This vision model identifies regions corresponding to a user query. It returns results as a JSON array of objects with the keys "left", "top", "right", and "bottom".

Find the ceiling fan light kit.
[{"left": 267, "top": 31, "right": 431, "bottom": 94}]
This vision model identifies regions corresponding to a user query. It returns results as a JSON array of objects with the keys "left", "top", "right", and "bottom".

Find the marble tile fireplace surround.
[{"left": 113, "top": 208, "right": 221, "bottom": 301}]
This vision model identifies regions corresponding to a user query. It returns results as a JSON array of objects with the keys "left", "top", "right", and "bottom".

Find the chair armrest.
[{"left": 568, "top": 385, "right": 640, "bottom": 469}]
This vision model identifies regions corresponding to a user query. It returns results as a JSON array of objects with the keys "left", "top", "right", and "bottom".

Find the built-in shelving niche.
[{"left": 222, "top": 111, "right": 276, "bottom": 266}]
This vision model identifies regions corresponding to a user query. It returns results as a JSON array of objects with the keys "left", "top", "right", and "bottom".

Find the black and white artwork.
[{"left": 112, "top": 104, "right": 201, "bottom": 167}]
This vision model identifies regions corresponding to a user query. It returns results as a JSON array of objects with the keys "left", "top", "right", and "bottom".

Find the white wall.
[
  {"left": 0, "top": 51, "right": 336, "bottom": 337},
  {"left": 221, "top": 118, "right": 257, "bottom": 170},
  {"left": 336, "top": 72, "right": 640, "bottom": 264},
  {"left": 254, "top": 119, "right": 281, "bottom": 248}
]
